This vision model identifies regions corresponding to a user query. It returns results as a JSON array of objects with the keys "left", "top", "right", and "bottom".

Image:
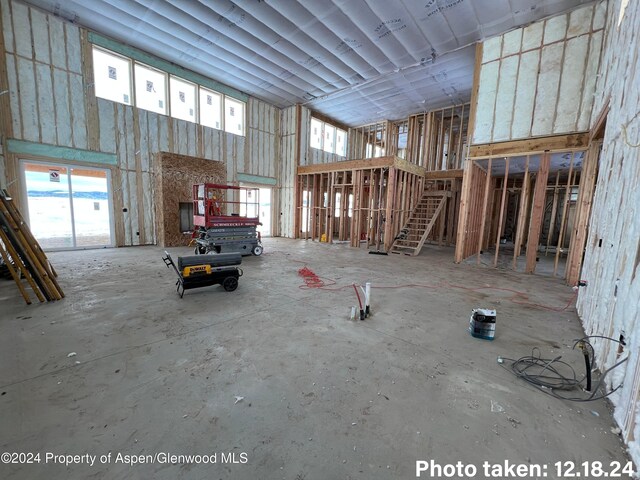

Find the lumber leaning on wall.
[{"left": 0, "top": 190, "right": 63, "bottom": 304}]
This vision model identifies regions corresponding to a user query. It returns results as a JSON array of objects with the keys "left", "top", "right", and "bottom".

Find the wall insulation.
[
  {"left": 577, "top": 0, "right": 640, "bottom": 465},
  {"left": 0, "top": 0, "right": 279, "bottom": 247},
  {"left": 277, "top": 104, "right": 348, "bottom": 238},
  {"left": 278, "top": 105, "right": 297, "bottom": 238},
  {"left": 472, "top": 1, "right": 606, "bottom": 144},
  {"left": 245, "top": 98, "right": 280, "bottom": 180}
]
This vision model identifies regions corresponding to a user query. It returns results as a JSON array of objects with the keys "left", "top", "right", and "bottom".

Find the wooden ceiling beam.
[
  {"left": 296, "top": 156, "right": 463, "bottom": 179},
  {"left": 297, "top": 156, "right": 395, "bottom": 175},
  {"left": 468, "top": 132, "right": 590, "bottom": 158}
]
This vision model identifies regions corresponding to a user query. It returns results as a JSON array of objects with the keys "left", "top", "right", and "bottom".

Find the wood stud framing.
[
  {"left": 454, "top": 26, "right": 604, "bottom": 282},
  {"left": 456, "top": 139, "right": 598, "bottom": 285},
  {"left": 348, "top": 104, "right": 469, "bottom": 171},
  {"left": 512, "top": 156, "right": 530, "bottom": 267},
  {"left": 493, "top": 158, "right": 510, "bottom": 266},
  {"left": 476, "top": 158, "right": 493, "bottom": 264},
  {"left": 0, "top": 0, "right": 604, "bottom": 287},
  {"left": 525, "top": 152, "right": 550, "bottom": 273},
  {"left": 553, "top": 153, "right": 575, "bottom": 276},
  {"left": 296, "top": 158, "right": 444, "bottom": 251},
  {"left": 565, "top": 141, "right": 600, "bottom": 285},
  {"left": 295, "top": 101, "right": 469, "bottom": 251}
]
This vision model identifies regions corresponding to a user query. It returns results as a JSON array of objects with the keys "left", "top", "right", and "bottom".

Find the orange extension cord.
[
  {"left": 295, "top": 265, "right": 577, "bottom": 312},
  {"left": 297, "top": 266, "right": 326, "bottom": 289}
]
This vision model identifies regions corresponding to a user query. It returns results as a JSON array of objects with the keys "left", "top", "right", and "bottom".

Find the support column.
[
  {"left": 383, "top": 167, "right": 396, "bottom": 252},
  {"left": 525, "top": 152, "right": 551, "bottom": 273}
]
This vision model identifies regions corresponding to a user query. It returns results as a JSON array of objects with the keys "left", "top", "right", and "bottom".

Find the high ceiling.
[{"left": 27, "top": 0, "right": 592, "bottom": 126}]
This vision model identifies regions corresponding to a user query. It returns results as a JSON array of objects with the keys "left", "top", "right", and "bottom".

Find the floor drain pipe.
[
  {"left": 365, "top": 282, "right": 371, "bottom": 317},
  {"left": 353, "top": 284, "right": 365, "bottom": 320}
]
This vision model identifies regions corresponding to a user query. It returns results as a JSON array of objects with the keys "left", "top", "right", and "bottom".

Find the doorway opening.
[
  {"left": 239, "top": 185, "right": 271, "bottom": 237},
  {"left": 21, "top": 160, "right": 114, "bottom": 250}
]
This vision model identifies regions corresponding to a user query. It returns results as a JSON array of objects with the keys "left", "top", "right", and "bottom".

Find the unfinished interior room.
[{"left": 0, "top": 0, "right": 638, "bottom": 478}]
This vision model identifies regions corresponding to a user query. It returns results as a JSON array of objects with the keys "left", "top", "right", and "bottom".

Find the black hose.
[
  {"left": 500, "top": 340, "right": 628, "bottom": 402},
  {"left": 583, "top": 350, "right": 592, "bottom": 392}
]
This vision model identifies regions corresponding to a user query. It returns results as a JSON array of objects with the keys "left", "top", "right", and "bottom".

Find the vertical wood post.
[
  {"left": 493, "top": 158, "right": 510, "bottom": 266},
  {"left": 525, "top": 152, "right": 551, "bottom": 273},
  {"left": 476, "top": 158, "right": 492, "bottom": 264}
]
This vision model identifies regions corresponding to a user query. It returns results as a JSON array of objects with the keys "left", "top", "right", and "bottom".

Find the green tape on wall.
[
  {"left": 7, "top": 139, "right": 117, "bottom": 166},
  {"left": 237, "top": 173, "right": 277, "bottom": 186}
]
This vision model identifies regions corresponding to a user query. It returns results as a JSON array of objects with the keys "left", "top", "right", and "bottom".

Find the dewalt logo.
[{"left": 183, "top": 265, "right": 210, "bottom": 277}]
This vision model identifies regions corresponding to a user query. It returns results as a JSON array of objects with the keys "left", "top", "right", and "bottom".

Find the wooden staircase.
[{"left": 389, "top": 191, "right": 449, "bottom": 256}]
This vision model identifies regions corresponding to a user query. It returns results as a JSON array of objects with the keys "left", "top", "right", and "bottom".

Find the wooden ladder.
[
  {"left": 0, "top": 189, "right": 64, "bottom": 304},
  {"left": 389, "top": 191, "right": 448, "bottom": 256}
]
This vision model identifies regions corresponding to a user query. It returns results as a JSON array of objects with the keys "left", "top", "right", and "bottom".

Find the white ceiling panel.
[
  {"left": 476, "top": 151, "right": 586, "bottom": 176},
  {"left": 25, "top": 0, "right": 594, "bottom": 126}
]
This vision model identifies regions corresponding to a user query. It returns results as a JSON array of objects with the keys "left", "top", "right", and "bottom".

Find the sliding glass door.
[{"left": 21, "top": 161, "right": 114, "bottom": 250}]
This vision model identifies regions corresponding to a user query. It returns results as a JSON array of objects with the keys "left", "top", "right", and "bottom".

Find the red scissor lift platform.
[{"left": 192, "top": 183, "right": 263, "bottom": 256}]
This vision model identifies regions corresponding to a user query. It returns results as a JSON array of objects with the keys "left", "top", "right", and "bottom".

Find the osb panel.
[{"left": 155, "top": 152, "right": 226, "bottom": 247}]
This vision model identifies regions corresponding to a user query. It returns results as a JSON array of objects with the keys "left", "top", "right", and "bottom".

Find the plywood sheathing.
[{"left": 154, "top": 152, "right": 225, "bottom": 247}]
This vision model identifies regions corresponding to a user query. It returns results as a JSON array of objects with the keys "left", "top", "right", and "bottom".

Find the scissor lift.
[{"left": 192, "top": 183, "right": 264, "bottom": 256}]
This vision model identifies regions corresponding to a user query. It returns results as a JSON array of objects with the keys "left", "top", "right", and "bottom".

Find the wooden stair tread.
[{"left": 390, "top": 192, "right": 447, "bottom": 257}]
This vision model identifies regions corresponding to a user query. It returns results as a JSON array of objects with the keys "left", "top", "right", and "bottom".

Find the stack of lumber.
[{"left": 0, "top": 189, "right": 64, "bottom": 304}]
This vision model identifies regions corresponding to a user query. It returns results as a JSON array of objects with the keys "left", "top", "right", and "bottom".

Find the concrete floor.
[
  {"left": 0, "top": 239, "right": 631, "bottom": 479},
  {"left": 466, "top": 243, "right": 569, "bottom": 278}
]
